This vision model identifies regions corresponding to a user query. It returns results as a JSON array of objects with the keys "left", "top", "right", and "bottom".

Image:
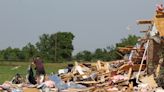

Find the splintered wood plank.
[
  {"left": 128, "top": 67, "right": 132, "bottom": 80},
  {"left": 23, "top": 88, "right": 40, "bottom": 92},
  {"left": 140, "top": 30, "right": 150, "bottom": 33},
  {"left": 136, "top": 19, "right": 153, "bottom": 24},
  {"left": 118, "top": 47, "right": 144, "bottom": 52},
  {"left": 96, "top": 60, "right": 102, "bottom": 71},
  {"left": 104, "top": 62, "right": 109, "bottom": 73},
  {"left": 75, "top": 81, "right": 97, "bottom": 84},
  {"left": 117, "top": 64, "right": 146, "bottom": 74},
  {"left": 156, "top": 64, "right": 161, "bottom": 77}
]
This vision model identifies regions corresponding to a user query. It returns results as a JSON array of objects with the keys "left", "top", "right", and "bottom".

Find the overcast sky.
[{"left": 0, "top": 0, "right": 163, "bottom": 54}]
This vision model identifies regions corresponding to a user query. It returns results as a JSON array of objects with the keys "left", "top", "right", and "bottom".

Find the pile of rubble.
[
  {"left": 1, "top": 4, "right": 164, "bottom": 92},
  {"left": 0, "top": 59, "right": 163, "bottom": 92},
  {"left": 0, "top": 44, "right": 163, "bottom": 91}
]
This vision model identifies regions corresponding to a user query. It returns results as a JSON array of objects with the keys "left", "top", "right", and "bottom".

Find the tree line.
[
  {"left": 74, "top": 35, "right": 139, "bottom": 61},
  {"left": 0, "top": 32, "right": 139, "bottom": 62},
  {"left": 0, "top": 32, "right": 74, "bottom": 62}
]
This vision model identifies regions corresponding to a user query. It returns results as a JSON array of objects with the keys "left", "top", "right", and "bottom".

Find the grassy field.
[{"left": 0, "top": 61, "right": 71, "bottom": 84}]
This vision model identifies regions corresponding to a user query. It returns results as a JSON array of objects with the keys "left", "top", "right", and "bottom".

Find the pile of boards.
[
  {"left": 55, "top": 60, "right": 163, "bottom": 92},
  {"left": 0, "top": 37, "right": 164, "bottom": 92},
  {"left": 0, "top": 60, "right": 163, "bottom": 92}
]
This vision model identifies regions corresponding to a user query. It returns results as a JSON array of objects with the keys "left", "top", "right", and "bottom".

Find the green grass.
[{"left": 0, "top": 61, "right": 72, "bottom": 84}]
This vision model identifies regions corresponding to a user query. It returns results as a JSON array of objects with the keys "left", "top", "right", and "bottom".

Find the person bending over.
[{"left": 32, "top": 56, "right": 46, "bottom": 84}]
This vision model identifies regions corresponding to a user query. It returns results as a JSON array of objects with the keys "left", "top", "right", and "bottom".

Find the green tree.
[
  {"left": 3, "top": 47, "right": 13, "bottom": 60},
  {"left": 75, "top": 50, "right": 92, "bottom": 61},
  {"left": 0, "top": 50, "right": 4, "bottom": 60},
  {"left": 111, "top": 35, "right": 139, "bottom": 60},
  {"left": 2, "top": 47, "right": 21, "bottom": 60},
  {"left": 107, "top": 46, "right": 120, "bottom": 60},
  {"left": 93, "top": 48, "right": 105, "bottom": 60},
  {"left": 36, "top": 34, "right": 51, "bottom": 60},
  {"left": 92, "top": 48, "right": 117, "bottom": 61},
  {"left": 36, "top": 32, "right": 74, "bottom": 62},
  {"left": 22, "top": 43, "right": 38, "bottom": 60},
  {"left": 116, "top": 35, "right": 139, "bottom": 47}
]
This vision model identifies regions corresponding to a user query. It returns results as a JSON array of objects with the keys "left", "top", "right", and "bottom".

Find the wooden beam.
[
  {"left": 140, "top": 30, "right": 150, "bottom": 33},
  {"left": 156, "top": 13, "right": 164, "bottom": 18},
  {"left": 118, "top": 47, "right": 145, "bottom": 53},
  {"left": 128, "top": 67, "right": 132, "bottom": 80},
  {"left": 75, "top": 81, "right": 97, "bottom": 84},
  {"left": 136, "top": 19, "right": 153, "bottom": 24},
  {"left": 156, "top": 64, "right": 160, "bottom": 77},
  {"left": 117, "top": 64, "right": 146, "bottom": 74}
]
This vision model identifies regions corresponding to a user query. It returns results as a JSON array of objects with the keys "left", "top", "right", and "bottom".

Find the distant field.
[{"left": 0, "top": 61, "right": 72, "bottom": 84}]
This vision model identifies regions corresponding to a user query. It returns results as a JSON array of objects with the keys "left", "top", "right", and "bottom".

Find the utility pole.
[{"left": 55, "top": 33, "right": 57, "bottom": 62}]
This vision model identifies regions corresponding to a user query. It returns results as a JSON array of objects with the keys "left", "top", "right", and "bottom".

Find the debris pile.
[
  {"left": 0, "top": 59, "right": 163, "bottom": 92},
  {"left": 1, "top": 4, "right": 164, "bottom": 92}
]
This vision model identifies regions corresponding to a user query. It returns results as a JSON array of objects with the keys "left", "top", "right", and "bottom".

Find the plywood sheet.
[
  {"left": 154, "top": 14, "right": 164, "bottom": 36},
  {"left": 23, "top": 88, "right": 40, "bottom": 92}
]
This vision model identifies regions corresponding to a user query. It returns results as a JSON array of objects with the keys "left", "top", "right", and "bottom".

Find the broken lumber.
[{"left": 136, "top": 19, "right": 153, "bottom": 24}]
